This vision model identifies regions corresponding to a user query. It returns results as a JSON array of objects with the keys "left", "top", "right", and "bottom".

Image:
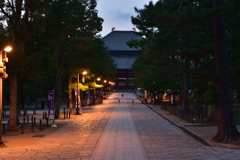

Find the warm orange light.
[
  {"left": 104, "top": 80, "right": 107, "bottom": 83},
  {"left": 82, "top": 71, "right": 87, "bottom": 75},
  {"left": 97, "top": 78, "right": 101, "bottom": 81},
  {"left": 163, "top": 90, "right": 167, "bottom": 100},
  {"left": 4, "top": 46, "right": 12, "bottom": 52}
]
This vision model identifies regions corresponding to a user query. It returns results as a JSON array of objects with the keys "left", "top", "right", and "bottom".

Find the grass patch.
[{"left": 18, "top": 115, "right": 26, "bottom": 118}]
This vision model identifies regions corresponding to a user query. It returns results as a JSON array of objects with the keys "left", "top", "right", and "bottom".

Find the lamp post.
[
  {"left": 0, "top": 46, "right": 11, "bottom": 145},
  {"left": 76, "top": 71, "right": 87, "bottom": 115},
  {"left": 103, "top": 80, "right": 107, "bottom": 98},
  {"left": 88, "top": 82, "right": 90, "bottom": 108},
  {"left": 108, "top": 82, "right": 111, "bottom": 94},
  {"left": 93, "top": 77, "right": 100, "bottom": 105},
  {"left": 81, "top": 71, "right": 91, "bottom": 108},
  {"left": 109, "top": 82, "right": 114, "bottom": 93},
  {"left": 76, "top": 72, "right": 80, "bottom": 115},
  {"left": 102, "top": 80, "right": 106, "bottom": 93}
]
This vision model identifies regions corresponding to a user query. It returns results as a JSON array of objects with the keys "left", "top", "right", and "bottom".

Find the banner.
[
  {"left": 75, "top": 89, "right": 78, "bottom": 107},
  {"left": 78, "top": 89, "right": 81, "bottom": 107},
  {"left": 86, "top": 89, "right": 90, "bottom": 104},
  {"left": 47, "top": 90, "right": 54, "bottom": 120}
]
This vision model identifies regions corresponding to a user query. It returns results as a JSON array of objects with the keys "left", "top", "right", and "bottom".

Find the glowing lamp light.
[
  {"left": 104, "top": 80, "right": 107, "bottom": 83},
  {"left": 97, "top": 78, "right": 101, "bottom": 81},
  {"left": 82, "top": 71, "right": 87, "bottom": 75},
  {"left": 4, "top": 46, "right": 12, "bottom": 52}
]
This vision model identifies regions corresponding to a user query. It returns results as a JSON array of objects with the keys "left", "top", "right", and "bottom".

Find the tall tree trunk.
[
  {"left": 181, "top": 64, "right": 184, "bottom": 109},
  {"left": 181, "top": 59, "right": 189, "bottom": 112},
  {"left": 54, "top": 66, "right": 61, "bottom": 118},
  {"left": 68, "top": 76, "right": 73, "bottom": 113},
  {"left": 93, "top": 81, "right": 95, "bottom": 105},
  {"left": 9, "top": 72, "right": 17, "bottom": 130},
  {"left": 54, "top": 34, "right": 62, "bottom": 119},
  {"left": 233, "top": 75, "right": 240, "bottom": 105},
  {"left": 17, "top": 80, "right": 24, "bottom": 114},
  {"left": 208, "top": 105, "right": 216, "bottom": 121},
  {"left": 212, "top": 0, "right": 240, "bottom": 143}
]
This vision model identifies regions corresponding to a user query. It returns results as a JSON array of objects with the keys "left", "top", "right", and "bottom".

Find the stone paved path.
[
  {"left": 0, "top": 99, "right": 115, "bottom": 160},
  {"left": 91, "top": 96, "right": 147, "bottom": 160},
  {"left": 1, "top": 92, "right": 240, "bottom": 160},
  {"left": 128, "top": 93, "right": 240, "bottom": 160}
]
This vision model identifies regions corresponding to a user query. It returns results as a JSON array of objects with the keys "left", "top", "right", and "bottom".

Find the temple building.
[{"left": 102, "top": 28, "right": 142, "bottom": 90}]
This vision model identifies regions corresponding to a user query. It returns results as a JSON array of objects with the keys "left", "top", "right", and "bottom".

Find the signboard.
[
  {"left": 47, "top": 90, "right": 54, "bottom": 120},
  {"left": 78, "top": 91, "right": 81, "bottom": 107},
  {"left": 144, "top": 90, "right": 147, "bottom": 99},
  {"left": 147, "top": 98, "right": 151, "bottom": 103},
  {"left": 86, "top": 89, "right": 90, "bottom": 104},
  {"left": 75, "top": 89, "right": 78, "bottom": 107}
]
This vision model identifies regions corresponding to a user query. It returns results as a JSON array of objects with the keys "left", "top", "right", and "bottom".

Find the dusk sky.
[{"left": 96, "top": 0, "right": 158, "bottom": 37}]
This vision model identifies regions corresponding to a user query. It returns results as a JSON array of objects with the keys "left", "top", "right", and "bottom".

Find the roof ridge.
[
  {"left": 102, "top": 30, "right": 137, "bottom": 39},
  {"left": 102, "top": 30, "right": 142, "bottom": 51},
  {"left": 102, "top": 31, "right": 113, "bottom": 40},
  {"left": 113, "top": 30, "right": 134, "bottom": 32}
]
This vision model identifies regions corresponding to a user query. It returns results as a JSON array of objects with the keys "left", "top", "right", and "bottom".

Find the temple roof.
[{"left": 102, "top": 31, "right": 142, "bottom": 51}]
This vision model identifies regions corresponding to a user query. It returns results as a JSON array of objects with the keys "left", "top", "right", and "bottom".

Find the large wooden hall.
[{"left": 102, "top": 28, "right": 142, "bottom": 90}]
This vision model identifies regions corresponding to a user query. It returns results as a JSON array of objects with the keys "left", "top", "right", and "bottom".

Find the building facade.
[{"left": 102, "top": 28, "right": 142, "bottom": 90}]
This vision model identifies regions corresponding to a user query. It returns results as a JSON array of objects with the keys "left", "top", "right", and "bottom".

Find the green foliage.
[
  {"left": 129, "top": 0, "right": 220, "bottom": 101},
  {"left": 225, "top": 0, "right": 240, "bottom": 102},
  {"left": 206, "top": 90, "right": 221, "bottom": 104},
  {"left": 0, "top": 0, "right": 115, "bottom": 103}
]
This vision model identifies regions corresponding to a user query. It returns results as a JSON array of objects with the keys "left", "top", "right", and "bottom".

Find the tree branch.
[
  {"left": 8, "top": 0, "right": 15, "bottom": 14},
  {"left": 0, "top": 6, "right": 14, "bottom": 30}
]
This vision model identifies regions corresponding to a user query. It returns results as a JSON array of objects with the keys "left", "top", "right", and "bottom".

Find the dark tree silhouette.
[{"left": 212, "top": 0, "right": 240, "bottom": 143}]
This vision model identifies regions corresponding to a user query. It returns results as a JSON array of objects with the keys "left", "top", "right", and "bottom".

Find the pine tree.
[
  {"left": 225, "top": 0, "right": 240, "bottom": 104},
  {"left": 0, "top": 0, "right": 48, "bottom": 130},
  {"left": 211, "top": 0, "right": 240, "bottom": 144},
  {"left": 43, "top": 0, "right": 104, "bottom": 118},
  {"left": 130, "top": 0, "right": 240, "bottom": 144},
  {"left": 130, "top": 0, "right": 216, "bottom": 111}
]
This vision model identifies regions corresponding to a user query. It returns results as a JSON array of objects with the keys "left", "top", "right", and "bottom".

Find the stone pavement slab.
[
  {"left": 129, "top": 93, "right": 240, "bottom": 160},
  {"left": 91, "top": 94, "right": 147, "bottom": 160},
  {"left": 0, "top": 98, "right": 116, "bottom": 160},
  {"left": 1, "top": 92, "right": 240, "bottom": 160},
  {"left": 147, "top": 100, "right": 240, "bottom": 150}
]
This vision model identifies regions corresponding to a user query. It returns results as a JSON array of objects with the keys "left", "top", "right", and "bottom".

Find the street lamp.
[
  {"left": 76, "top": 71, "right": 87, "bottom": 115},
  {"left": 93, "top": 77, "right": 100, "bottom": 105},
  {"left": 103, "top": 80, "right": 107, "bottom": 98},
  {"left": 109, "top": 82, "right": 113, "bottom": 93},
  {"left": 82, "top": 71, "right": 91, "bottom": 108},
  {"left": 109, "top": 82, "right": 114, "bottom": 93},
  {"left": 0, "top": 46, "right": 11, "bottom": 145},
  {"left": 100, "top": 79, "right": 104, "bottom": 93},
  {"left": 99, "top": 79, "right": 105, "bottom": 99},
  {"left": 108, "top": 82, "right": 111, "bottom": 94},
  {"left": 82, "top": 71, "right": 87, "bottom": 75},
  {"left": 104, "top": 80, "right": 107, "bottom": 90}
]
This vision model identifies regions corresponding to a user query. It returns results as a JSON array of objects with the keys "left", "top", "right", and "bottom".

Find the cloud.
[
  {"left": 96, "top": 0, "right": 159, "bottom": 37},
  {"left": 114, "top": 11, "right": 132, "bottom": 21}
]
